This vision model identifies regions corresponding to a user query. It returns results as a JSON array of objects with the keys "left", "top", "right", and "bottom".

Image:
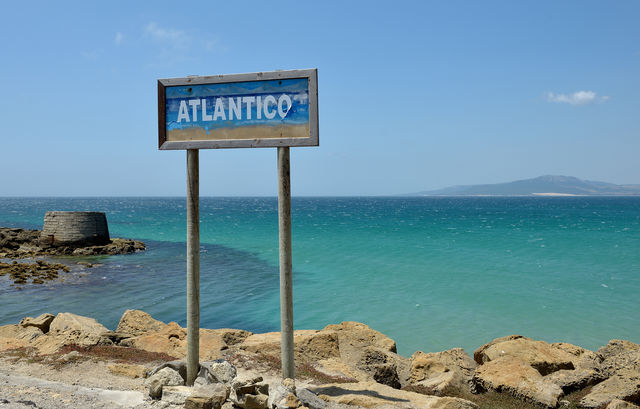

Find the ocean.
[{"left": 1, "top": 196, "right": 639, "bottom": 356}]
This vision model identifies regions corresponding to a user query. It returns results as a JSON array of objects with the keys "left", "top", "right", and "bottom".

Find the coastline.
[
  {"left": 1, "top": 310, "right": 639, "bottom": 409},
  {"left": 1, "top": 196, "right": 639, "bottom": 358}
]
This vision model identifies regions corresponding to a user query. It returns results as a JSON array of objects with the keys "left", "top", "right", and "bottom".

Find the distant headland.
[{"left": 408, "top": 175, "right": 640, "bottom": 197}]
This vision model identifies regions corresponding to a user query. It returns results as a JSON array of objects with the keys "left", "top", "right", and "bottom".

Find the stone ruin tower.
[{"left": 40, "top": 211, "right": 110, "bottom": 247}]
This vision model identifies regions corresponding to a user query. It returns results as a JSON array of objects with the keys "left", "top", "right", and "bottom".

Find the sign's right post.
[{"left": 278, "top": 146, "right": 295, "bottom": 379}]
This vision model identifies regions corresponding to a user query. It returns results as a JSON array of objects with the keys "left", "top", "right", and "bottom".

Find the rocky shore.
[
  {"left": 0, "top": 227, "right": 145, "bottom": 285},
  {"left": 0, "top": 227, "right": 146, "bottom": 259},
  {"left": 1, "top": 311, "right": 638, "bottom": 409}
]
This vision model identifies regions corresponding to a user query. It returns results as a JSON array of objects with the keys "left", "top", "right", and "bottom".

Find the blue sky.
[{"left": 1, "top": 1, "right": 638, "bottom": 196}]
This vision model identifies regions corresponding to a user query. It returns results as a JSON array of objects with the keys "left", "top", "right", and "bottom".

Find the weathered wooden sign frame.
[
  {"left": 158, "top": 69, "right": 318, "bottom": 150},
  {"left": 158, "top": 68, "right": 318, "bottom": 385}
]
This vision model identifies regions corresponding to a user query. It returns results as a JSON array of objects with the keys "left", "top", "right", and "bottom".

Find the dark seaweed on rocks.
[
  {"left": 0, "top": 227, "right": 145, "bottom": 286},
  {"left": 0, "top": 227, "right": 145, "bottom": 259}
]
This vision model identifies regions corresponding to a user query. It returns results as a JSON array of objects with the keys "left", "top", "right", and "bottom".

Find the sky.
[{"left": 1, "top": 1, "right": 638, "bottom": 196}]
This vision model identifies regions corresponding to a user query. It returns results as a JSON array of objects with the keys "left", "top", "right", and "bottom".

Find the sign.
[{"left": 158, "top": 69, "right": 318, "bottom": 149}]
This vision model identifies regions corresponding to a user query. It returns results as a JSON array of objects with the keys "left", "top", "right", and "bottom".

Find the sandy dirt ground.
[{"left": 0, "top": 356, "right": 164, "bottom": 409}]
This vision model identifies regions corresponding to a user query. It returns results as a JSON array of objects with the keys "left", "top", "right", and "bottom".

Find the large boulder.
[
  {"left": 551, "top": 342, "right": 601, "bottom": 369},
  {"left": 201, "top": 360, "right": 237, "bottom": 384},
  {"left": 123, "top": 321, "right": 245, "bottom": 361},
  {"left": 27, "top": 312, "right": 110, "bottom": 353},
  {"left": 576, "top": 340, "right": 640, "bottom": 408},
  {"left": 240, "top": 330, "right": 340, "bottom": 362},
  {"left": 472, "top": 356, "right": 564, "bottom": 408},
  {"left": 0, "top": 324, "right": 44, "bottom": 350},
  {"left": 310, "top": 381, "right": 478, "bottom": 408},
  {"left": 579, "top": 368, "right": 640, "bottom": 408},
  {"left": 474, "top": 335, "right": 575, "bottom": 375},
  {"left": 116, "top": 309, "right": 168, "bottom": 337},
  {"left": 598, "top": 340, "right": 640, "bottom": 377},
  {"left": 145, "top": 366, "right": 184, "bottom": 399},
  {"left": 323, "top": 322, "right": 397, "bottom": 354},
  {"left": 320, "top": 322, "right": 410, "bottom": 388},
  {"left": 405, "top": 348, "right": 477, "bottom": 396},
  {"left": 545, "top": 342, "right": 607, "bottom": 393},
  {"left": 188, "top": 384, "right": 230, "bottom": 409},
  {"left": 128, "top": 321, "right": 184, "bottom": 357},
  {"left": 48, "top": 312, "right": 110, "bottom": 343}
]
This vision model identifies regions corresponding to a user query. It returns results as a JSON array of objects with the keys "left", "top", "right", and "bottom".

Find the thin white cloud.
[
  {"left": 115, "top": 32, "right": 124, "bottom": 46},
  {"left": 142, "top": 22, "right": 222, "bottom": 64},
  {"left": 145, "top": 22, "right": 189, "bottom": 48},
  {"left": 546, "top": 90, "right": 609, "bottom": 105}
]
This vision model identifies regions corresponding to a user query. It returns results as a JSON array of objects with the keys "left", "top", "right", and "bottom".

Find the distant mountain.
[{"left": 410, "top": 175, "right": 640, "bottom": 196}]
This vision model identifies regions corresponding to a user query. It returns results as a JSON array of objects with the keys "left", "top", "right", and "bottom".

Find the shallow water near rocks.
[{"left": 1, "top": 197, "right": 639, "bottom": 356}]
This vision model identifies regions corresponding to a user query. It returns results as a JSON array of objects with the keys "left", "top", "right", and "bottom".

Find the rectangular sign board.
[{"left": 158, "top": 69, "right": 318, "bottom": 150}]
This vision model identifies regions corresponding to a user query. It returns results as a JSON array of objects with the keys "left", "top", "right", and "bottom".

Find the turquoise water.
[{"left": 1, "top": 197, "right": 639, "bottom": 356}]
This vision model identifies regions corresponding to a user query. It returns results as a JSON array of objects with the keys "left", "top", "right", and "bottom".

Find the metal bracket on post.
[
  {"left": 186, "top": 149, "right": 200, "bottom": 386},
  {"left": 278, "top": 146, "right": 295, "bottom": 379}
]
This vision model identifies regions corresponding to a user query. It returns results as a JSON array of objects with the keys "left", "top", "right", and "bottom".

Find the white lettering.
[
  {"left": 228, "top": 97, "right": 241, "bottom": 120},
  {"left": 188, "top": 99, "right": 201, "bottom": 122},
  {"left": 213, "top": 98, "right": 226, "bottom": 120},
  {"left": 201, "top": 99, "right": 212, "bottom": 121},
  {"left": 177, "top": 100, "right": 190, "bottom": 123},
  {"left": 256, "top": 96, "right": 262, "bottom": 119},
  {"left": 263, "top": 95, "right": 276, "bottom": 119},
  {"left": 242, "top": 96, "right": 255, "bottom": 120},
  {"left": 277, "top": 94, "right": 292, "bottom": 119}
]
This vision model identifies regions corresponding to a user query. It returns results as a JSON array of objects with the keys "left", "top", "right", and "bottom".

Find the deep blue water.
[{"left": 1, "top": 197, "right": 639, "bottom": 356}]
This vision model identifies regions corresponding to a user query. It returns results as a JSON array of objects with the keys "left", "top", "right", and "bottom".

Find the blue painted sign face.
[{"left": 158, "top": 70, "right": 318, "bottom": 150}]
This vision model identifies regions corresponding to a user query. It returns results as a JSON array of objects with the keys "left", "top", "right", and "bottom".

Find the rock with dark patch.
[
  {"left": 319, "top": 322, "right": 410, "bottom": 388},
  {"left": 99, "top": 330, "right": 132, "bottom": 344},
  {"left": 474, "top": 335, "right": 575, "bottom": 375},
  {"left": 232, "top": 377, "right": 269, "bottom": 409},
  {"left": 297, "top": 388, "right": 329, "bottom": 409},
  {"left": 19, "top": 313, "right": 55, "bottom": 333},
  {"left": 546, "top": 367, "right": 608, "bottom": 394},
  {"left": 148, "top": 360, "right": 188, "bottom": 383},
  {"left": 355, "top": 347, "right": 401, "bottom": 389},
  {"left": 219, "top": 329, "right": 252, "bottom": 346},
  {"left": 405, "top": 348, "right": 477, "bottom": 397}
]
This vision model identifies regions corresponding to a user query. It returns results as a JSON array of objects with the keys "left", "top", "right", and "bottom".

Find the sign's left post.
[{"left": 186, "top": 149, "right": 200, "bottom": 386}]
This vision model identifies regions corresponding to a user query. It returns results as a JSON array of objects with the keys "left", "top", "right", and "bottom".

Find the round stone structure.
[{"left": 40, "top": 211, "right": 110, "bottom": 247}]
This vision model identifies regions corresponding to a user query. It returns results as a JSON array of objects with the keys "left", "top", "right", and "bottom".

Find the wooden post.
[
  {"left": 277, "top": 146, "right": 295, "bottom": 379},
  {"left": 186, "top": 149, "right": 200, "bottom": 386}
]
